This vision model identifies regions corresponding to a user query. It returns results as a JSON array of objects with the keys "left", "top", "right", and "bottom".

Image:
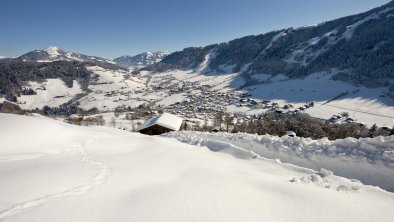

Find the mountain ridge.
[
  {"left": 0, "top": 47, "right": 170, "bottom": 70},
  {"left": 143, "top": 0, "right": 394, "bottom": 89},
  {"left": 113, "top": 51, "right": 170, "bottom": 68}
]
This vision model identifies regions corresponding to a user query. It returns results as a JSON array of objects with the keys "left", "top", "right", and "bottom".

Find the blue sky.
[{"left": 0, "top": 0, "right": 391, "bottom": 58}]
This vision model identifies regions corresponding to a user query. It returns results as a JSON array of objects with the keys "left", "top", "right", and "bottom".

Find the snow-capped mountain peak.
[
  {"left": 44, "top": 46, "right": 62, "bottom": 58},
  {"left": 45, "top": 46, "right": 60, "bottom": 51}
]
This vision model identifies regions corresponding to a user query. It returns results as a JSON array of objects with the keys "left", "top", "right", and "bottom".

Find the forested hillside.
[
  {"left": 0, "top": 61, "right": 92, "bottom": 101},
  {"left": 145, "top": 1, "right": 394, "bottom": 89}
]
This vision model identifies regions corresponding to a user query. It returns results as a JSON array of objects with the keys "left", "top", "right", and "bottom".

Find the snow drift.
[{"left": 164, "top": 131, "right": 394, "bottom": 192}]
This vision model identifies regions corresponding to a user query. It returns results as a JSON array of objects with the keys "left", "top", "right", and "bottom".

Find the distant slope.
[
  {"left": 0, "top": 61, "right": 92, "bottom": 102},
  {"left": 145, "top": 1, "right": 394, "bottom": 89},
  {"left": 113, "top": 51, "right": 170, "bottom": 68}
]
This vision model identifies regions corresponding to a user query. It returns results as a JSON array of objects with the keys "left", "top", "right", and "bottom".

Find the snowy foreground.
[
  {"left": 0, "top": 114, "right": 393, "bottom": 222},
  {"left": 164, "top": 131, "right": 394, "bottom": 192}
]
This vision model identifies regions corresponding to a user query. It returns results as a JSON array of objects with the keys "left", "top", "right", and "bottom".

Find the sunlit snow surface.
[{"left": 0, "top": 113, "right": 393, "bottom": 222}]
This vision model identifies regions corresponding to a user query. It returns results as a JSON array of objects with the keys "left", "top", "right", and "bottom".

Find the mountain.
[
  {"left": 113, "top": 51, "right": 170, "bottom": 68},
  {"left": 145, "top": 1, "right": 394, "bottom": 89},
  {"left": 0, "top": 46, "right": 116, "bottom": 65}
]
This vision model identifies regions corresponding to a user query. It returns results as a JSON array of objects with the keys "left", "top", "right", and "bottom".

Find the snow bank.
[
  {"left": 199, "top": 140, "right": 258, "bottom": 159},
  {"left": 164, "top": 131, "right": 394, "bottom": 191}
]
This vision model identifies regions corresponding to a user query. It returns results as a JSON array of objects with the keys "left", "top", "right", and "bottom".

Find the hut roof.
[{"left": 137, "top": 113, "right": 183, "bottom": 132}]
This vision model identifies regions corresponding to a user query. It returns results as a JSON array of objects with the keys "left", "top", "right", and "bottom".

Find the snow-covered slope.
[
  {"left": 17, "top": 79, "right": 82, "bottom": 109},
  {"left": 113, "top": 51, "right": 170, "bottom": 68},
  {"left": 76, "top": 66, "right": 146, "bottom": 111},
  {"left": 0, "top": 113, "right": 393, "bottom": 222}
]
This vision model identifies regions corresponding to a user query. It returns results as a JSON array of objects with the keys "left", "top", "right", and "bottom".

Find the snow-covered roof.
[
  {"left": 285, "top": 131, "right": 296, "bottom": 137},
  {"left": 137, "top": 113, "right": 183, "bottom": 132}
]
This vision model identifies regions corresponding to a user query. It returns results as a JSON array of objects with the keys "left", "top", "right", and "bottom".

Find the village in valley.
[
  {"left": 54, "top": 66, "right": 371, "bottom": 138},
  {"left": 65, "top": 67, "right": 323, "bottom": 133},
  {"left": 10, "top": 63, "right": 387, "bottom": 138}
]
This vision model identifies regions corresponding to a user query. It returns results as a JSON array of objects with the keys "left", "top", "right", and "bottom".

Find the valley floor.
[{"left": 0, "top": 114, "right": 393, "bottom": 222}]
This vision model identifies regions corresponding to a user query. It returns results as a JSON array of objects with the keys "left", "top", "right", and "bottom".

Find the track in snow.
[{"left": 0, "top": 137, "right": 111, "bottom": 220}]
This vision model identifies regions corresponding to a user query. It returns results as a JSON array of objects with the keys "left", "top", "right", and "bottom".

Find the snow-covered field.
[
  {"left": 245, "top": 71, "right": 394, "bottom": 127},
  {"left": 0, "top": 113, "right": 393, "bottom": 222}
]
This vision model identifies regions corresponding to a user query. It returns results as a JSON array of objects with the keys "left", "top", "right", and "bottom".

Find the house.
[{"left": 137, "top": 113, "right": 183, "bottom": 135}]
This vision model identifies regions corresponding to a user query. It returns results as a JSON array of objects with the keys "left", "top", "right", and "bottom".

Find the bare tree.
[
  {"left": 214, "top": 111, "right": 224, "bottom": 131},
  {"left": 130, "top": 120, "right": 137, "bottom": 132},
  {"left": 110, "top": 117, "right": 117, "bottom": 128},
  {"left": 97, "top": 115, "right": 105, "bottom": 126},
  {"left": 202, "top": 118, "right": 209, "bottom": 131},
  {"left": 224, "top": 113, "right": 234, "bottom": 132}
]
